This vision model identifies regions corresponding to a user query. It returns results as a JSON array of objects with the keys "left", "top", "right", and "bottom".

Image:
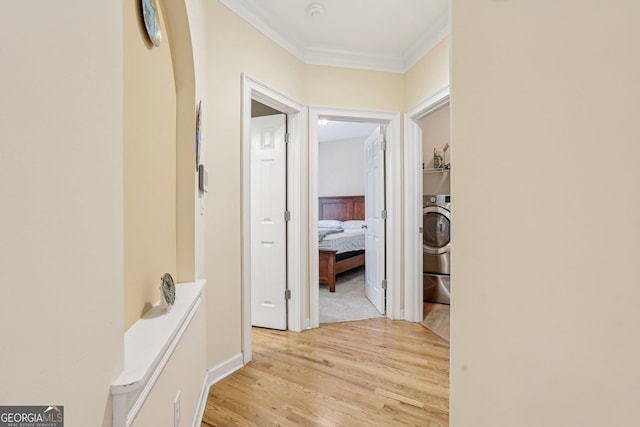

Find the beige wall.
[
  {"left": 405, "top": 37, "right": 449, "bottom": 110},
  {"left": 124, "top": 0, "right": 177, "bottom": 329},
  {"left": 451, "top": 1, "right": 640, "bottom": 425},
  {"left": 305, "top": 65, "right": 404, "bottom": 111},
  {"left": 180, "top": 0, "right": 203, "bottom": 284},
  {"left": 422, "top": 104, "right": 451, "bottom": 195},
  {"left": 0, "top": 2, "right": 124, "bottom": 426},
  {"left": 422, "top": 104, "right": 450, "bottom": 168},
  {"left": 202, "top": 0, "right": 306, "bottom": 366},
  {"left": 318, "top": 137, "right": 366, "bottom": 197}
]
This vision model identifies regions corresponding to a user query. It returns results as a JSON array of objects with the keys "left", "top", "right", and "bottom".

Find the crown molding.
[
  {"left": 218, "top": 0, "right": 306, "bottom": 60},
  {"left": 304, "top": 47, "right": 405, "bottom": 73},
  {"left": 219, "top": 0, "right": 449, "bottom": 74},
  {"left": 402, "top": 11, "right": 450, "bottom": 72}
]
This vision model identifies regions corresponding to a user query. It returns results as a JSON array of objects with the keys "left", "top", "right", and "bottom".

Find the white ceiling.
[
  {"left": 218, "top": 0, "right": 449, "bottom": 73},
  {"left": 318, "top": 120, "right": 379, "bottom": 143}
]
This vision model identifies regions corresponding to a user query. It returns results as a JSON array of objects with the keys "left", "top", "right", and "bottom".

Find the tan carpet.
[{"left": 319, "top": 266, "right": 384, "bottom": 323}]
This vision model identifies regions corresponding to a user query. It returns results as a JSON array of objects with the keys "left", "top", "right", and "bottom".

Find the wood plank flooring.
[
  {"left": 201, "top": 318, "right": 449, "bottom": 427},
  {"left": 421, "top": 303, "right": 450, "bottom": 342}
]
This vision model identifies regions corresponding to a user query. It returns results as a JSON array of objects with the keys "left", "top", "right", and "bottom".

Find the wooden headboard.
[{"left": 318, "top": 196, "right": 365, "bottom": 221}]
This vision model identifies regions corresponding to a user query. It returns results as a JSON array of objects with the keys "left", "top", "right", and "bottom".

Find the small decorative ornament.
[
  {"left": 433, "top": 148, "right": 444, "bottom": 169},
  {"left": 160, "top": 273, "right": 176, "bottom": 309},
  {"left": 142, "top": 0, "right": 162, "bottom": 47}
]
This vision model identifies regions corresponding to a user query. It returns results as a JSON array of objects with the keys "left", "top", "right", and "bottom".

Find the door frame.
[
  {"left": 241, "top": 75, "right": 307, "bottom": 364},
  {"left": 309, "top": 107, "right": 401, "bottom": 328},
  {"left": 403, "top": 86, "right": 450, "bottom": 322}
]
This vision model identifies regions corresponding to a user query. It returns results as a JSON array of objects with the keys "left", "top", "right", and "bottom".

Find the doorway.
[
  {"left": 403, "top": 86, "right": 450, "bottom": 323},
  {"left": 309, "top": 107, "right": 402, "bottom": 329},
  {"left": 241, "top": 75, "right": 306, "bottom": 364},
  {"left": 250, "top": 104, "right": 287, "bottom": 330},
  {"left": 316, "top": 119, "right": 384, "bottom": 323}
]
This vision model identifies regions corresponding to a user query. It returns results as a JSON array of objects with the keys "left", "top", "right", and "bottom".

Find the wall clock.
[
  {"left": 142, "top": 0, "right": 162, "bottom": 47},
  {"left": 160, "top": 273, "right": 175, "bottom": 308}
]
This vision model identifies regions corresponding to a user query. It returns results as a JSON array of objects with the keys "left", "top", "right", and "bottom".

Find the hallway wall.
[
  {"left": 199, "top": 0, "right": 305, "bottom": 366},
  {"left": 123, "top": 0, "right": 177, "bottom": 330},
  {"left": 0, "top": 2, "right": 124, "bottom": 425},
  {"left": 451, "top": 1, "right": 640, "bottom": 425}
]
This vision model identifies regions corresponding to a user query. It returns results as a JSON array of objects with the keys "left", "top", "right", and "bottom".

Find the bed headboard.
[{"left": 318, "top": 196, "right": 365, "bottom": 221}]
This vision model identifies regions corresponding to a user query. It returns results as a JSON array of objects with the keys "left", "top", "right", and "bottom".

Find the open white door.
[
  {"left": 364, "top": 126, "right": 386, "bottom": 314},
  {"left": 251, "top": 114, "right": 287, "bottom": 330}
]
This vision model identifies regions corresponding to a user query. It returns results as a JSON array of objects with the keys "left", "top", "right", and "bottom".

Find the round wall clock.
[
  {"left": 142, "top": 0, "right": 162, "bottom": 47},
  {"left": 160, "top": 273, "right": 175, "bottom": 307}
]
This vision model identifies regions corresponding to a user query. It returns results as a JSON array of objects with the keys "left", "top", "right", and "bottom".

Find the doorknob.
[{"left": 361, "top": 224, "right": 368, "bottom": 229}]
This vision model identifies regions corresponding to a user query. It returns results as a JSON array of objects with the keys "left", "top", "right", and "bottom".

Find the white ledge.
[{"left": 111, "top": 280, "right": 206, "bottom": 427}]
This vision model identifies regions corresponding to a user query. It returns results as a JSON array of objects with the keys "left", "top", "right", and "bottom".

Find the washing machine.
[{"left": 423, "top": 194, "right": 451, "bottom": 304}]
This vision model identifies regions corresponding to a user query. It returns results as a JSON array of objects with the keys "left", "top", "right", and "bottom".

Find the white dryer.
[{"left": 423, "top": 194, "right": 451, "bottom": 304}]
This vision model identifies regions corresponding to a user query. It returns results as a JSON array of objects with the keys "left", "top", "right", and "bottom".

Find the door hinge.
[
  {"left": 284, "top": 133, "right": 290, "bottom": 144},
  {"left": 419, "top": 226, "right": 423, "bottom": 233},
  {"left": 285, "top": 289, "right": 291, "bottom": 300},
  {"left": 381, "top": 210, "right": 387, "bottom": 220},
  {"left": 381, "top": 138, "right": 387, "bottom": 151},
  {"left": 381, "top": 279, "right": 388, "bottom": 289},
  {"left": 284, "top": 211, "right": 291, "bottom": 222}
]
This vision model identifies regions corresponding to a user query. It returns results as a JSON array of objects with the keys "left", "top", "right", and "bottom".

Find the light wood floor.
[
  {"left": 421, "top": 303, "right": 450, "bottom": 342},
  {"left": 201, "top": 318, "right": 449, "bottom": 427}
]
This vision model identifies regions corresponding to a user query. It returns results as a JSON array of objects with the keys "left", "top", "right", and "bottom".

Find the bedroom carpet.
[{"left": 319, "top": 266, "right": 383, "bottom": 324}]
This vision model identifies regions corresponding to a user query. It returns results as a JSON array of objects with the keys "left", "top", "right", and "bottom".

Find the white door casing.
[
  {"left": 403, "top": 86, "right": 450, "bottom": 322},
  {"left": 242, "top": 75, "right": 306, "bottom": 364},
  {"left": 309, "top": 107, "right": 401, "bottom": 328},
  {"left": 250, "top": 114, "right": 287, "bottom": 330},
  {"left": 364, "top": 126, "right": 386, "bottom": 314}
]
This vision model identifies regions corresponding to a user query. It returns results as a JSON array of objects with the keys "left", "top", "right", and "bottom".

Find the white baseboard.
[
  {"left": 191, "top": 353, "right": 244, "bottom": 427},
  {"left": 191, "top": 375, "right": 210, "bottom": 427}
]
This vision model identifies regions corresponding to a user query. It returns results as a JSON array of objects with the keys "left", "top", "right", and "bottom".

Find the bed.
[{"left": 318, "top": 196, "right": 366, "bottom": 292}]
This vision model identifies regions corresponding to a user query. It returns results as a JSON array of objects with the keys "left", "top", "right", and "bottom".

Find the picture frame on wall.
[{"left": 196, "top": 100, "right": 202, "bottom": 170}]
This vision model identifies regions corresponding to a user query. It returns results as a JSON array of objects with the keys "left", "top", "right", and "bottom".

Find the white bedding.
[{"left": 318, "top": 229, "right": 365, "bottom": 254}]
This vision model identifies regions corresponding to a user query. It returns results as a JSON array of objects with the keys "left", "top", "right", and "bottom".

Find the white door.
[
  {"left": 364, "top": 126, "right": 386, "bottom": 314},
  {"left": 251, "top": 114, "right": 287, "bottom": 329}
]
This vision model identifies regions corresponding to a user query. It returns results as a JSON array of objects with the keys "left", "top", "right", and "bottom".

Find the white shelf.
[
  {"left": 423, "top": 168, "right": 450, "bottom": 174},
  {"left": 111, "top": 280, "right": 206, "bottom": 427}
]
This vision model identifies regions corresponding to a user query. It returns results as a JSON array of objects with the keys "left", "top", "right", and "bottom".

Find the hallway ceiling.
[
  {"left": 319, "top": 120, "right": 379, "bottom": 143},
  {"left": 218, "top": 0, "right": 449, "bottom": 73}
]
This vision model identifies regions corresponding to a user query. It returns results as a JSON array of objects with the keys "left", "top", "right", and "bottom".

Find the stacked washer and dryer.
[{"left": 423, "top": 194, "right": 451, "bottom": 304}]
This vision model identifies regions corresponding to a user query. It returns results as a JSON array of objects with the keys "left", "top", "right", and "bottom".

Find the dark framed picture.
[{"left": 196, "top": 100, "right": 202, "bottom": 170}]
